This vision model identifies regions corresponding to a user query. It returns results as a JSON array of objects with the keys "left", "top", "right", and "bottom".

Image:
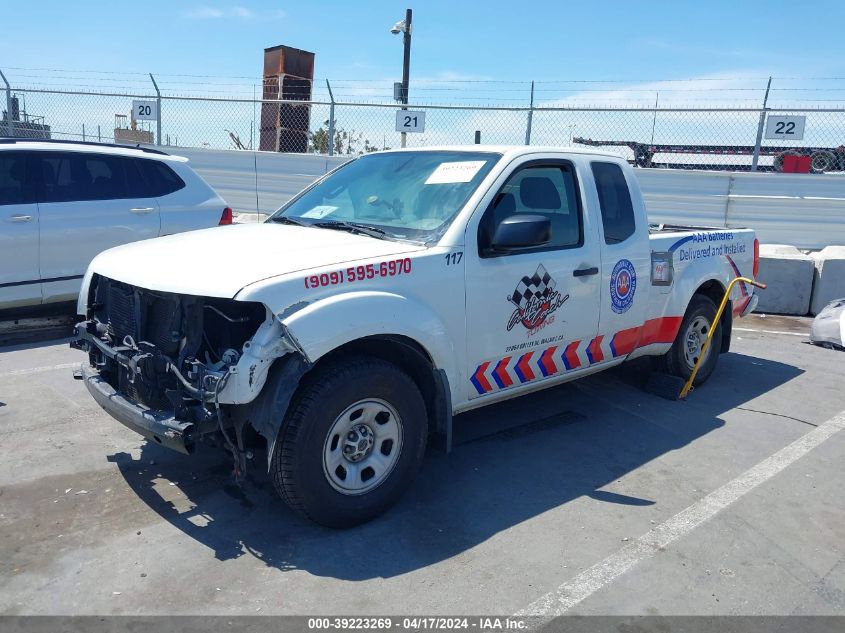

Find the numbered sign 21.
[
  {"left": 132, "top": 100, "right": 159, "bottom": 121},
  {"left": 395, "top": 110, "right": 425, "bottom": 133},
  {"left": 765, "top": 115, "right": 805, "bottom": 140}
]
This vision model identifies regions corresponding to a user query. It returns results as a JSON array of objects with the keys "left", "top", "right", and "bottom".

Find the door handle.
[
  {"left": 129, "top": 207, "right": 155, "bottom": 214},
  {"left": 573, "top": 266, "right": 599, "bottom": 277},
  {"left": 7, "top": 214, "right": 33, "bottom": 223}
]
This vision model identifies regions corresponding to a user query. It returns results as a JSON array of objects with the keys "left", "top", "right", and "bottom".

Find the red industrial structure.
[{"left": 259, "top": 45, "right": 315, "bottom": 153}]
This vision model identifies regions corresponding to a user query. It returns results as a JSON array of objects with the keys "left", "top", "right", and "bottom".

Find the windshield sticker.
[
  {"left": 507, "top": 264, "right": 569, "bottom": 334},
  {"left": 424, "top": 161, "right": 487, "bottom": 185},
  {"left": 610, "top": 259, "right": 637, "bottom": 314},
  {"left": 301, "top": 205, "right": 339, "bottom": 219}
]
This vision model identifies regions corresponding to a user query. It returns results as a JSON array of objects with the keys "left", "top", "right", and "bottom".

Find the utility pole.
[{"left": 394, "top": 8, "right": 413, "bottom": 148}]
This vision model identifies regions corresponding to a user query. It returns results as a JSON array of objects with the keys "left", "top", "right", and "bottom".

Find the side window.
[
  {"left": 84, "top": 155, "right": 129, "bottom": 200},
  {"left": 0, "top": 152, "right": 33, "bottom": 206},
  {"left": 122, "top": 157, "right": 150, "bottom": 198},
  {"left": 38, "top": 152, "right": 130, "bottom": 202},
  {"left": 39, "top": 153, "right": 87, "bottom": 203},
  {"left": 479, "top": 163, "right": 582, "bottom": 255},
  {"left": 136, "top": 159, "right": 186, "bottom": 197},
  {"left": 592, "top": 162, "right": 636, "bottom": 244}
]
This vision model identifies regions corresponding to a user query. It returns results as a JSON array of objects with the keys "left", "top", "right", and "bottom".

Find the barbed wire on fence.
[{"left": 2, "top": 68, "right": 844, "bottom": 172}]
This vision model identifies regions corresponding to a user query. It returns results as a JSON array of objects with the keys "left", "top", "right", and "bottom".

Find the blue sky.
[{"left": 2, "top": 0, "right": 844, "bottom": 106}]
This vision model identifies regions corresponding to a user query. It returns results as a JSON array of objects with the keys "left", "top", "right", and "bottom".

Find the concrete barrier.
[
  {"left": 754, "top": 245, "right": 815, "bottom": 315},
  {"left": 810, "top": 245, "right": 845, "bottom": 315}
]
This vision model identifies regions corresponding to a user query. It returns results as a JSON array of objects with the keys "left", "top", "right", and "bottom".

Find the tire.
[
  {"left": 655, "top": 294, "right": 722, "bottom": 387},
  {"left": 811, "top": 150, "right": 837, "bottom": 173},
  {"left": 270, "top": 356, "right": 427, "bottom": 528}
]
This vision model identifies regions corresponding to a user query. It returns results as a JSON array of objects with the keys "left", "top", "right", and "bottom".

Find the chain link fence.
[{"left": 3, "top": 83, "right": 844, "bottom": 172}]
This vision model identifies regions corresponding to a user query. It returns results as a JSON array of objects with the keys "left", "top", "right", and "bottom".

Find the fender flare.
[{"left": 279, "top": 290, "right": 460, "bottom": 392}]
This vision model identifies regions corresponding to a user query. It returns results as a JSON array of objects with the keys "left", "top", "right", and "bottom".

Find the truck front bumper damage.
[
  {"left": 81, "top": 363, "right": 196, "bottom": 454},
  {"left": 75, "top": 314, "right": 311, "bottom": 459}
]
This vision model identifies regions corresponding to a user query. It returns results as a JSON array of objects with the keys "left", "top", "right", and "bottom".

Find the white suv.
[{"left": 0, "top": 140, "right": 231, "bottom": 311}]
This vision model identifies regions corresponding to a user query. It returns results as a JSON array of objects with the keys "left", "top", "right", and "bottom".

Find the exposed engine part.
[
  {"left": 204, "top": 304, "right": 253, "bottom": 323},
  {"left": 73, "top": 274, "right": 310, "bottom": 468},
  {"left": 75, "top": 274, "right": 269, "bottom": 421},
  {"left": 221, "top": 348, "right": 240, "bottom": 365}
]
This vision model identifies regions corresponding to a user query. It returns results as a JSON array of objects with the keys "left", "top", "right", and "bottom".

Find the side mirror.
[{"left": 491, "top": 214, "right": 551, "bottom": 251}]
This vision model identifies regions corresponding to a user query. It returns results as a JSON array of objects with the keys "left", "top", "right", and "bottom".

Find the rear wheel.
[
  {"left": 270, "top": 356, "right": 427, "bottom": 528},
  {"left": 656, "top": 294, "right": 722, "bottom": 386}
]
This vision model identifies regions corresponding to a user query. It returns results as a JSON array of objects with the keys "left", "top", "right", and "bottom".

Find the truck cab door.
[
  {"left": 0, "top": 151, "right": 41, "bottom": 309},
  {"left": 463, "top": 158, "right": 602, "bottom": 402},
  {"left": 588, "top": 161, "right": 650, "bottom": 352}
]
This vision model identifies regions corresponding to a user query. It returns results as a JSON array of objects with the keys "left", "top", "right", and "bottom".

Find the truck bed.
[{"left": 648, "top": 222, "right": 744, "bottom": 234}]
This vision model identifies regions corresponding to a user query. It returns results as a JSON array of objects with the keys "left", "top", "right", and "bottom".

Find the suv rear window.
[{"left": 136, "top": 159, "right": 185, "bottom": 196}]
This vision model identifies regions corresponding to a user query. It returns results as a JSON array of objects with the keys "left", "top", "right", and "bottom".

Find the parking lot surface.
[{"left": 1, "top": 315, "right": 843, "bottom": 616}]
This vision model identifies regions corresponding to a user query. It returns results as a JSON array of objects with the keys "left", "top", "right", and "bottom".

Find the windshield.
[{"left": 270, "top": 151, "right": 501, "bottom": 242}]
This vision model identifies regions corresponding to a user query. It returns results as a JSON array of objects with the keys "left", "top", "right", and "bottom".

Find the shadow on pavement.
[{"left": 111, "top": 350, "right": 802, "bottom": 580}]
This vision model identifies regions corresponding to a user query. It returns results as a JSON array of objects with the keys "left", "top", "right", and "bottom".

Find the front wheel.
[
  {"left": 655, "top": 294, "right": 722, "bottom": 386},
  {"left": 270, "top": 356, "right": 427, "bottom": 528}
]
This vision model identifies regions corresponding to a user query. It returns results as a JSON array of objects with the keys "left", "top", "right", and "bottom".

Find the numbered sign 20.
[
  {"left": 395, "top": 110, "right": 425, "bottom": 133},
  {"left": 132, "top": 100, "right": 159, "bottom": 121},
  {"left": 765, "top": 115, "right": 805, "bottom": 140}
]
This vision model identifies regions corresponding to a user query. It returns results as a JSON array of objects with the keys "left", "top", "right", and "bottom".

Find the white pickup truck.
[{"left": 73, "top": 146, "right": 760, "bottom": 527}]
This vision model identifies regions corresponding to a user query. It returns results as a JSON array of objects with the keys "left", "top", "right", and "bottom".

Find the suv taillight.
[
  {"left": 219, "top": 207, "right": 233, "bottom": 225},
  {"left": 753, "top": 238, "right": 759, "bottom": 277}
]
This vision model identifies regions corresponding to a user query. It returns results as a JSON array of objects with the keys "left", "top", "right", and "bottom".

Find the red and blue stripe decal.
[
  {"left": 470, "top": 316, "right": 682, "bottom": 396},
  {"left": 724, "top": 254, "right": 756, "bottom": 316},
  {"left": 538, "top": 346, "right": 558, "bottom": 377},
  {"left": 514, "top": 352, "right": 536, "bottom": 383},
  {"left": 470, "top": 361, "right": 493, "bottom": 395},
  {"left": 586, "top": 335, "right": 604, "bottom": 364},
  {"left": 562, "top": 341, "right": 581, "bottom": 370},
  {"left": 492, "top": 357, "right": 513, "bottom": 389}
]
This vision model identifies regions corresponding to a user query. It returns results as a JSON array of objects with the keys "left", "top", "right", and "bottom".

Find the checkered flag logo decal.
[
  {"left": 510, "top": 264, "right": 556, "bottom": 310},
  {"left": 506, "top": 264, "right": 569, "bottom": 332}
]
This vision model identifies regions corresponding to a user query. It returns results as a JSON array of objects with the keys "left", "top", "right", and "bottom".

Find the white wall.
[
  {"left": 171, "top": 146, "right": 348, "bottom": 218},
  {"left": 172, "top": 146, "right": 845, "bottom": 249},
  {"left": 640, "top": 169, "right": 845, "bottom": 249}
]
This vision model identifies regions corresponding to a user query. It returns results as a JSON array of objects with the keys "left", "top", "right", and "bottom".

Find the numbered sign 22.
[
  {"left": 395, "top": 110, "right": 425, "bottom": 133},
  {"left": 132, "top": 100, "right": 159, "bottom": 121},
  {"left": 765, "top": 115, "right": 805, "bottom": 140}
]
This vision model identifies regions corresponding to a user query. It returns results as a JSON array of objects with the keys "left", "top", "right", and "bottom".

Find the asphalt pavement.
[{"left": 0, "top": 315, "right": 843, "bottom": 616}]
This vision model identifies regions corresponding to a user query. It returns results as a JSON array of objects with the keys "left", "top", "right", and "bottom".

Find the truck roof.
[{"left": 376, "top": 144, "right": 628, "bottom": 161}]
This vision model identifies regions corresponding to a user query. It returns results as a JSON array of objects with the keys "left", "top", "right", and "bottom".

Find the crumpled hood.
[{"left": 85, "top": 223, "right": 424, "bottom": 298}]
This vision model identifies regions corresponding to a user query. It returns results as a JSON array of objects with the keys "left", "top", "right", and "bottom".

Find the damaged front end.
[{"left": 73, "top": 274, "right": 306, "bottom": 460}]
